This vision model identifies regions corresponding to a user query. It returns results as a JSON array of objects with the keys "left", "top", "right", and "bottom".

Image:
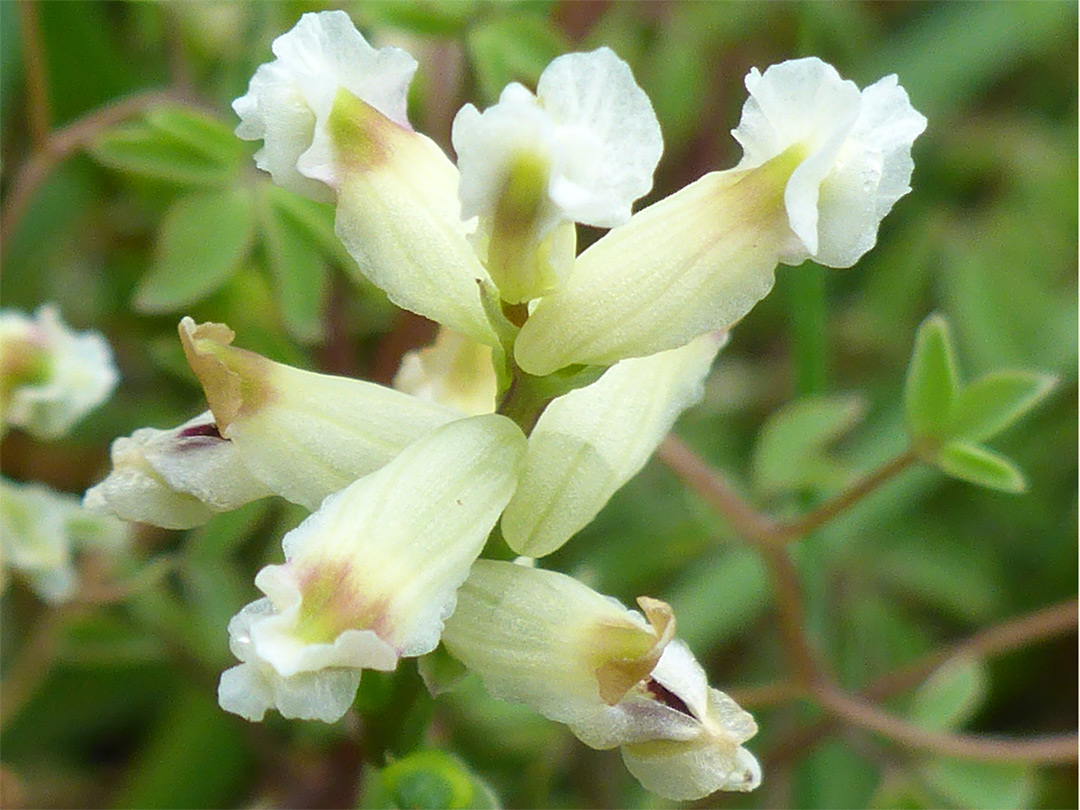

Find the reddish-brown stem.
[
  {"left": 774, "top": 449, "right": 920, "bottom": 541},
  {"left": 657, "top": 435, "right": 778, "bottom": 546},
  {"left": 17, "top": 0, "right": 51, "bottom": 148},
  {"left": 0, "top": 89, "right": 187, "bottom": 255},
  {"left": 813, "top": 683, "right": 1078, "bottom": 764}
]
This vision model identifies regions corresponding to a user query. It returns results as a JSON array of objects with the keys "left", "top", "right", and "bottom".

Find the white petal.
[
  {"left": 731, "top": 57, "right": 925, "bottom": 267},
  {"left": 442, "top": 560, "right": 665, "bottom": 726},
  {"left": 331, "top": 98, "right": 497, "bottom": 344},
  {"left": 232, "top": 10, "right": 417, "bottom": 200},
  {"left": 537, "top": 47, "right": 662, "bottom": 227},
  {"left": 276, "top": 415, "right": 526, "bottom": 656},
  {"left": 621, "top": 736, "right": 762, "bottom": 800},
  {"left": 502, "top": 332, "right": 723, "bottom": 557}
]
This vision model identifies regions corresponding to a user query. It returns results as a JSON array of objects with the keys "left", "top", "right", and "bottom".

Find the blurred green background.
[{"left": 1, "top": 2, "right": 1076, "bottom": 808}]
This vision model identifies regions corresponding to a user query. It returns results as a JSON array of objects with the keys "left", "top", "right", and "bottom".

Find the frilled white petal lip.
[
  {"left": 178, "top": 318, "right": 462, "bottom": 509},
  {"left": 232, "top": 10, "right": 417, "bottom": 201},
  {"left": 83, "top": 410, "right": 272, "bottom": 530},
  {"left": 454, "top": 47, "right": 662, "bottom": 233},
  {"left": 1, "top": 305, "right": 118, "bottom": 440},
  {"left": 218, "top": 416, "right": 527, "bottom": 723},
  {"left": 732, "top": 56, "right": 926, "bottom": 267}
]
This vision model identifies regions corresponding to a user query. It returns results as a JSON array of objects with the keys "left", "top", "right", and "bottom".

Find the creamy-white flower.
[
  {"left": 233, "top": 10, "right": 417, "bottom": 201},
  {"left": 393, "top": 326, "right": 498, "bottom": 416},
  {"left": 452, "top": 47, "right": 661, "bottom": 301},
  {"left": 442, "top": 561, "right": 760, "bottom": 799},
  {"left": 732, "top": 56, "right": 927, "bottom": 267},
  {"left": 0, "top": 305, "right": 118, "bottom": 440},
  {"left": 218, "top": 416, "right": 526, "bottom": 723}
]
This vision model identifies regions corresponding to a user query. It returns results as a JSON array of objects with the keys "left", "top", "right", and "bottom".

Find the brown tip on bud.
[
  {"left": 178, "top": 317, "right": 271, "bottom": 432},
  {"left": 594, "top": 596, "right": 677, "bottom": 706}
]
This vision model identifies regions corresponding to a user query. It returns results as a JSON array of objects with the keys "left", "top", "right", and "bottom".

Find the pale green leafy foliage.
[{"left": 904, "top": 314, "right": 1055, "bottom": 492}]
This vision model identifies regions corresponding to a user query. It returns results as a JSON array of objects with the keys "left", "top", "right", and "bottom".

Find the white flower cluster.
[
  {"left": 88, "top": 10, "right": 926, "bottom": 800},
  {"left": 1, "top": 305, "right": 128, "bottom": 602}
]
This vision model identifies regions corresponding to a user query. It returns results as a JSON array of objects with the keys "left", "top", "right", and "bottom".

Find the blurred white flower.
[
  {"left": 2, "top": 478, "right": 128, "bottom": 604},
  {"left": 233, "top": 10, "right": 417, "bottom": 201},
  {"left": 218, "top": 416, "right": 526, "bottom": 723},
  {"left": 0, "top": 305, "right": 118, "bottom": 440}
]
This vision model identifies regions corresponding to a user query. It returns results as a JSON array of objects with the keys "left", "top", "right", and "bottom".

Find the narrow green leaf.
[
  {"left": 936, "top": 441, "right": 1027, "bottom": 494},
  {"left": 134, "top": 188, "right": 256, "bottom": 312},
  {"left": 908, "top": 656, "right": 987, "bottom": 731},
  {"left": 91, "top": 124, "right": 236, "bottom": 186},
  {"left": 752, "top": 393, "right": 866, "bottom": 496},
  {"left": 905, "top": 314, "right": 960, "bottom": 441},
  {"left": 259, "top": 188, "right": 329, "bottom": 343},
  {"left": 145, "top": 104, "right": 246, "bottom": 168},
  {"left": 948, "top": 370, "right": 1057, "bottom": 443},
  {"left": 918, "top": 758, "right": 1035, "bottom": 810}
]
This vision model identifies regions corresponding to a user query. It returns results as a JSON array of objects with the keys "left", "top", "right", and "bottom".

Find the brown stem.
[
  {"left": 0, "top": 88, "right": 188, "bottom": 257},
  {"left": 775, "top": 449, "right": 920, "bottom": 541},
  {"left": 766, "top": 598, "right": 1080, "bottom": 766},
  {"left": 813, "top": 683, "right": 1078, "bottom": 764},
  {"left": 656, "top": 435, "right": 778, "bottom": 546},
  {"left": 0, "top": 606, "right": 73, "bottom": 730},
  {"left": 17, "top": 0, "right": 51, "bottom": 147}
]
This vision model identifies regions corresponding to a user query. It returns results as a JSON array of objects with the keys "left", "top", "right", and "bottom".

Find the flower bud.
[
  {"left": 393, "top": 326, "right": 498, "bottom": 416},
  {"left": 501, "top": 331, "right": 725, "bottom": 557},
  {"left": 0, "top": 305, "right": 118, "bottom": 440},
  {"left": 218, "top": 415, "right": 526, "bottom": 723}
]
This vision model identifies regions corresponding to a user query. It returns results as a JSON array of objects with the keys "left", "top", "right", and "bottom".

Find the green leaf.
[
  {"left": 948, "top": 371, "right": 1057, "bottom": 443},
  {"left": 134, "top": 187, "right": 256, "bottom": 312},
  {"left": 91, "top": 123, "right": 237, "bottom": 187},
  {"left": 467, "top": 15, "right": 569, "bottom": 104},
  {"left": 752, "top": 393, "right": 866, "bottom": 496},
  {"left": 936, "top": 441, "right": 1027, "bottom": 493},
  {"left": 145, "top": 104, "right": 247, "bottom": 168},
  {"left": 905, "top": 314, "right": 960, "bottom": 442},
  {"left": 259, "top": 187, "right": 329, "bottom": 343},
  {"left": 793, "top": 739, "right": 879, "bottom": 810},
  {"left": 908, "top": 656, "right": 987, "bottom": 731},
  {"left": 267, "top": 183, "right": 354, "bottom": 269},
  {"left": 918, "top": 758, "right": 1035, "bottom": 810}
]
